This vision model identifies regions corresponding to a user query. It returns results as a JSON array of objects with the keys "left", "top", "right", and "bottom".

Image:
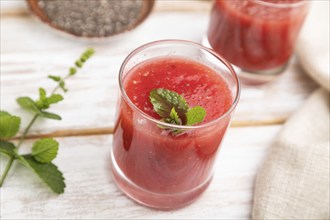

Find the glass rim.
[
  {"left": 118, "top": 39, "right": 241, "bottom": 130},
  {"left": 252, "top": 0, "right": 308, "bottom": 8}
]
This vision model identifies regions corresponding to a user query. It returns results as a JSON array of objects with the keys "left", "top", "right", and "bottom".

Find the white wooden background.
[{"left": 0, "top": 0, "right": 317, "bottom": 219}]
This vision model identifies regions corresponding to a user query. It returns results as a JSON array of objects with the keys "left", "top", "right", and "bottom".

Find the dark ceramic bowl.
[{"left": 26, "top": 0, "right": 155, "bottom": 42}]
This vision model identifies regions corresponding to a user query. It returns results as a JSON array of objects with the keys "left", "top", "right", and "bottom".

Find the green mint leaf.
[
  {"left": 150, "top": 89, "right": 192, "bottom": 135},
  {"left": 36, "top": 88, "right": 49, "bottom": 109},
  {"left": 19, "top": 155, "right": 65, "bottom": 194},
  {"left": 48, "top": 75, "right": 61, "bottom": 82},
  {"left": 80, "top": 56, "right": 88, "bottom": 62},
  {"left": 35, "top": 101, "right": 48, "bottom": 110},
  {"left": 69, "top": 67, "right": 77, "bottom": 76},
  {"left": 39, "top": 88, "right": 47, "bottom": 101},
  {"left": 81, "top": 48, "right": 95, "bottom": 60},
  {"left": 59, "top": 81, "right": 68, "bottom": 92},
  {"left": 0, "top": 111, "right": 10, "bottom": 117},
  {"left": 40, "top": 111, "right": 62, "bottom": 120},
  {"left": 85, "top": 48, "right": 95, "bottom": 55},
  {"left": 169, "top": 107, "right": 181, "bottom": 125},
  {"left": 149, "top": 89, "right": 207, "bottom": 133},
  {"left": 47, "top": 94, "right": 63, "bottom": 105},
  {"left": 36, "top": 91, "right": 63, "bottom": 110},
  {"left": 0, "top": 112, "right": 21, "bottom": 139},
  {"left": 0, "top": 141, "right": 18, "bottom": 157},
  {"left": 186, "top": 106, "right": 206, "bottom": 126},
  {"left": 149, "top": 88, "right": 189, "bottom": 121},
  {"left": 75, "top": 60, "right": 83, "bottom": 68},
  {"left": 32, "top": 138, "right": 58, "bottom": 163},
  {"left": 17, "top": 97, "right": 41, "bottom": 113}
]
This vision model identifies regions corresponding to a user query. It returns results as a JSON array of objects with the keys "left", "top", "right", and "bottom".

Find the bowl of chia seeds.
[{"left": 26, "top": 0, "right": 154, "bottom": 41}]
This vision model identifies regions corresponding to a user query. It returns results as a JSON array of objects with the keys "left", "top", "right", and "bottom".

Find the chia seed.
[{"left": 36, "top": 0, "right": 145, "bottom": 38}]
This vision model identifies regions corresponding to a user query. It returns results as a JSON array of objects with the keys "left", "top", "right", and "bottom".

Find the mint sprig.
[
  {"left": 0, "top": 48, "right": 95, "bottom": 194},
  {"left": 149, "top": 88, "right": 189, "bottom": 122},
  {"left": 149, "top": 88, "right": 206, "bottom": 133}
]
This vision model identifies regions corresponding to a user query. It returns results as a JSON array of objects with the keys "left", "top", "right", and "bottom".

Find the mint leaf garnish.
[
  {"left": 149, "top": 88, "right": 206, "bottom": 133},
  {"left": 186, "top": 106, "right": 206, "bottom": 126},
  {"left": 169, "top": 107, "right": 181, "bottom": 125},
  {"left": 32, "top": 138, "right": 59, "bottom": 163},
  {"left": 19, "top": 155, "right": 65, "bottom": 194},
  {"left": 149, "top": 88, "right": 189, "bottom": 122},
  {"left": 0, "top": 111, "right": 21, "bottom": 139},
  {"left": 0, "top": 141, "right": 18, "bottom": 157}
]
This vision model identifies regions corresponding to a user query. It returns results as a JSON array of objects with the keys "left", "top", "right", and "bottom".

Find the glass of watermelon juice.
[
  {"left": 111, "top": 40, "right": 240, "bottom": 209},
  {"left": 206, "top": 0, "right": 309, "bottom": 84}
]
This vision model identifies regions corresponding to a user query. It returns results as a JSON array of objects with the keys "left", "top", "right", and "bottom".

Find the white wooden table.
[{"left": 0, "top": 1, "right": 317, "bottom": 219}]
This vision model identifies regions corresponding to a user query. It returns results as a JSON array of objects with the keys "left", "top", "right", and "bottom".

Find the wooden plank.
[
  {"left": 0, "top": 125, "right": 281, "bottom": 219},
  {"left": 0, "top": 0, "right": 28, "bottom": 17},
  {"left": 1, "top": 14, "right": 317, "bottom": 139},
  {"left": 154, "top": 0, "right": 212, "bottom": 12}
]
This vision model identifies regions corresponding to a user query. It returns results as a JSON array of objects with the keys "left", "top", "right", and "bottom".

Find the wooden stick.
[{"left": 10, "top": 118, "right": 285, "bottom": 140}]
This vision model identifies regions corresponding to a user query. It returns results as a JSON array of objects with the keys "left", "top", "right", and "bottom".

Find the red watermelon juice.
[
  {"left": 207, "top": 0, "right": 309, "bottom": 73},
  {"left": 111, "top": 40, "right": 240, "bottom": 209}
]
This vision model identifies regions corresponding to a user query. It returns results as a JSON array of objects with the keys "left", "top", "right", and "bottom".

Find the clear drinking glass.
[
  {"left": 205, "top": 0, "right": 309, "bottom": 85},
  {"left": 111, "top": 40, "right": 240, "bottom": 209}
]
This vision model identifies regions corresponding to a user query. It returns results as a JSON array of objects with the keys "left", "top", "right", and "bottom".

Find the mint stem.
[
  {"left": 0, "top": 156, "right": 14, "bottom": 187},
  {"left": 50, "top": 75, "right": 69, "bottom": 95},
  {"left": 0, "top": 114, "right": 39, "bottom": 187},
  {"left": 17, "top": 114, "right": 39, "bottom": 149}
]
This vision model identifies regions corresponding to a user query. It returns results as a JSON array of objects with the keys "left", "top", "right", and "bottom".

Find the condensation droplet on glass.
[
  {"left": 148, "top": 151, "right": 153, "bottom": 160},
  {"left": 137, "top": 118, "right": 146, "bottom": 125}
]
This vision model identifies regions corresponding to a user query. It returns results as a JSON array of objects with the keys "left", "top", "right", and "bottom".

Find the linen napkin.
[{"left": 252, "top": 1, "right": 330, "bottom": 219}]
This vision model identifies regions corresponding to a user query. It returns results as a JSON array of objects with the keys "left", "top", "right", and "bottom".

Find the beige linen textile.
[
  {"left": 252, "top": 1, "right": 330, "bottom": 219},
  {"left": 296, "top": 1, "right": 330, "bottom": 92},
  {"left": 253, "top": 89, "right": 329, "bottom": 219}
]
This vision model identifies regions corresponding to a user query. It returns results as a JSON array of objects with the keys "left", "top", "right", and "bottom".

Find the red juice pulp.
[
  {"left": 112, "top": 56, "right": 233, "bottom": 208},
  {"left": 207, "top": 0, "right": 309, "bottom": 71}
]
